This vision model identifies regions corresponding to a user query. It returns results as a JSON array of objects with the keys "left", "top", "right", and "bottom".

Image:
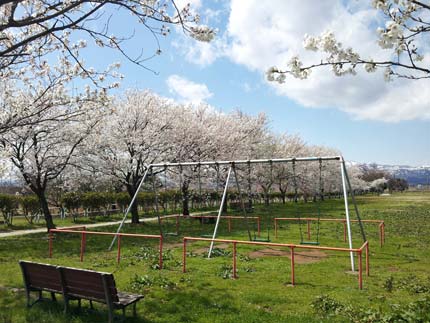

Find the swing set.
[{"left": 110, "top": 156, "right": 366, "bottom": 271}]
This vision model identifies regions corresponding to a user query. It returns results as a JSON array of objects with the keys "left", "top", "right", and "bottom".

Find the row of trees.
[{"left": 1, "top": 85, "right": 386, "bottom": 230}]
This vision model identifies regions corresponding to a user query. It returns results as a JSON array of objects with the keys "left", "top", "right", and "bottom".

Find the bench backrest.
[
  {"left": 59, "top": 267, "right": 119, "bottom": 303},
  {"left": 19, "top": 260, "right": 62, "bottom": 293}
]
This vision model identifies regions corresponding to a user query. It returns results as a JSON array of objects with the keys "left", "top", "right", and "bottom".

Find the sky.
[{"left": 83, "top": 0, "right": 429, "bottom": 166}]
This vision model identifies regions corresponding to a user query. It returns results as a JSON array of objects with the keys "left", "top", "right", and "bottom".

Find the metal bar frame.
[
  {"left": 150, "top": 156, "right": 341, "bottom": 168},
  {"left": 183, "top": 236, "right": 370, "bottom": 289},
  {"left": 342, "top": 161, "right": 367, "bottom": 242},
  {"left": 340, "top": 157, "right": 355, "bottom": 271},
  {"left": 109, "top": 156, "right": 358, "bottom": 264},
  {"left": 51, "top": 229, "right": 163, "bottom": 268},
  {"left": 108, "top": 166, "right": 152, "bottom": 250},
  {"left": 208, "top": 166, "right": 233, "bottom": 258},
  {"left": 274, "top": 217, "right": 384, "bottom": 246}
]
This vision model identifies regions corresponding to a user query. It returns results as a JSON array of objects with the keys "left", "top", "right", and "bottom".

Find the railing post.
[
  {"left": 290, "top": 246, "right": 295, "bottom": 286},
  {"left": 182, "top": 238, "right": 187, "bottom": 273},
  {"left": 358, "top": 250, "right": 363, "bottom": 290},
  {"left": 365, "top": 242, "right": 369, "bottom": 276},
  {"left": 80, "top": 232, "right": 86, "bottom": 262},
  {"left": 117, "top": 235, "right": 121, "bottom": 264},
  {"left": 307, "top": 220, "right": 311, "bottom": 240},
  {"left": 228, "top": 218, "right": 232, "bottom": 233},
  {"left": 48, "top": 231, "right": 53, "bottom": 258},
  {"left": 233, "top": 241, "right": 237, "bottom": 279},
  {"left": 159, "top": 235, "right": 163, "bottom": 269}
]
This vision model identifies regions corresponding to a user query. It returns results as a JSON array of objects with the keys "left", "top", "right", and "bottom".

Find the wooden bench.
[
  {"left": 19, "top": 260, "right": 62, "bottom": 307},
  {"left": 19, "top": 260, "right": 144, "bottom": 322}
]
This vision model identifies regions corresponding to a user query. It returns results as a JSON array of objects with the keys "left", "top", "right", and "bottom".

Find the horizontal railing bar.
[
  {"left": 184, "top": 236, "right": 363, "bottom": 253},
  {"left": 189, "top": 215, "right": 260, "bottom": 219},
  {"left": 50, "top": 229, "right": 161, "bottom": 239},
  {"left": 275, "top": 217, "right": 384, "bottom": 224}
]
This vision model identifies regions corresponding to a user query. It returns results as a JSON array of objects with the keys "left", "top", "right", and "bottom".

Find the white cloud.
[
  {"left": 178, "top": 0, "right": 430, "bottom": 122},
  {"left": 166, "top": 75, "right": 213, "bottom": 103}
]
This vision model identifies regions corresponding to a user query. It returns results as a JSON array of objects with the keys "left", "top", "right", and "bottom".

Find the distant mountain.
[{"left": 356, "top": 163, "right": 430, "bottom": 186}]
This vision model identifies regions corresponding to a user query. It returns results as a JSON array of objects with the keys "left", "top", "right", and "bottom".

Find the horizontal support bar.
[{"left": 150, "top": 156, "right": 342, "bottom": 168}]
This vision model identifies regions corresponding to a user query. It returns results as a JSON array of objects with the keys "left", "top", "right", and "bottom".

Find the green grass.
[{"left": 1, "top": 192, "right": 430, "bottom": 322}]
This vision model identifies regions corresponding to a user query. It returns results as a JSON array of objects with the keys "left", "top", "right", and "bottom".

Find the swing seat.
[
  {"left": 252, "top": 237, "right": 271, "bottom": 242},
  {"left": 200, "top": 234, "right": 213, "bottom": 238},
  {"left": 300, "top": 241, "right": 320, "bottom": 246},
  {"left": 165, "top": 232, "right": 178, "bottom": 236}
]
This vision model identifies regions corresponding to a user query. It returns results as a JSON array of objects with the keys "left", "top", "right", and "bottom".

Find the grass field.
[{"left": 0, "top": 192, "right": 429, "bottom": 322}]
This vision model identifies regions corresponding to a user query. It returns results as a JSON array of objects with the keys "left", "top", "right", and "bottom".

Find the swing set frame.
[{"left": 110, "top": 156, "right": 365, "bottom": 271}]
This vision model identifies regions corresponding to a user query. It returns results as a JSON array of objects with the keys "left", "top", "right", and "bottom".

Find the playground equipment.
[
  {"left": 110, "top": 156, "right": 366, "bottom": 271},
  {"left": 274, "top": 217, "right": 385, "bottom": 247}
]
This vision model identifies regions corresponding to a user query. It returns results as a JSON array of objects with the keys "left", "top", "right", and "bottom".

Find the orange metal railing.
[
  {"left": 49, "top": 229, "right": 163, "bottom": 269},
  {"left": 182, "top": 237, "right": 370, "bottom": 289},
  {"left": 274, "top": 217, "right": 385, "bottom": 247},
  {"left": 159, "top": 214, "right": 261, "bottom": 237}
]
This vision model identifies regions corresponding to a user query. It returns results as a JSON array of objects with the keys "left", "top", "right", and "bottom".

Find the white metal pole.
[
  {"left": 108, "top": 166, "right": 151, "bottom": 251},
  {"left": 343, "top": 162, "right": 367, "bottom": 242},
  {"left": 208, "top": 166, "right": 232, "bottom": 258},
  {"left": 340, "top": 158, "right": 355, "bottom": 271}
]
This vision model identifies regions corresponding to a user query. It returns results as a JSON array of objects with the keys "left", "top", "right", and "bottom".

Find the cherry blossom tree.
[
  {"left": 267, "top": 0, "right": 430, "bottom": 83},
  {"left": 89, "top": 89, "right": 173, "bottom": 223},
  {"left": 272, "top": 134, "right": 307, "bottom": 204},
  {"left": 1, "top": 85, "right": 106, "bottom": 230},
  {"left": 169, "top": 104, "right": 269, "bottom": 215},
  {"left": 0, "top": 1, "right": 215, "bottom": 76}
]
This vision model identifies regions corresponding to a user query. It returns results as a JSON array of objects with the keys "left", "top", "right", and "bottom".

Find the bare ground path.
[{"left": 0, "top": 212, "right": 213, "bottom": 239}]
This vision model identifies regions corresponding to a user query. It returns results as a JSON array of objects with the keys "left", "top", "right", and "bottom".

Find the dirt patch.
[
  {"left": 164, "top": 242, "right": 184, "bottom": 249},
  {"left": 248, "top": 247, "right": 327, "bottom": 264}
]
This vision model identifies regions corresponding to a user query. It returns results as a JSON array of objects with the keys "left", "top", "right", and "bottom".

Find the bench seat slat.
[{"left": 116, "top": 292, "right": 144, "bottom": 306}]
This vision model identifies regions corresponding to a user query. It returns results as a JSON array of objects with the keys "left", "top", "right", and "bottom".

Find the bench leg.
[
  {"left": 63, "top": 297, "right": 69, "bottom": 314},
  {"left": 133, "top": 302, "right": 137, "bottom": 317},
  {"left": 90, "top": 300, "right": 94, "bottom": 309},
  {"left": 51, "top": 292, "right": 57, "bottom": 302},
  {"left": 25, "top": 290, "right": 31, "bottom": 307},
  {"left": 107, "top": 304, "right": 114, "bottom": 323}
]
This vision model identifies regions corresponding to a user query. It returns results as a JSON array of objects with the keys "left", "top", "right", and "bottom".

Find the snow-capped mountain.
[{"left": 356, "top": 163, "right": 430, "bottom": 186}]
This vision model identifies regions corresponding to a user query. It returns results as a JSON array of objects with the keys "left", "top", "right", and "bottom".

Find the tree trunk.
[
  {"left": 126, "top": 185, "right": 139, "bottom": 224},
  {"left": 182, "top": 181, "right": 190, "bottom": 216},
  {"left": 36, "top": 191, "right": 55, "bottom": 231}
]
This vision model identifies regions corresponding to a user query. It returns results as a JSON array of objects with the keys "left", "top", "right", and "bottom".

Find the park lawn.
[
  {"left": 0, "top": 192, "right": 429, "bottom": 322},
  {"left": 0, "top": 213, "right": 128, "bottom": 233}
]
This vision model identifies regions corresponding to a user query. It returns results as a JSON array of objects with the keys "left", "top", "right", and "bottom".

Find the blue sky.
[{"left": 83, "top": 0, "right": 429, "bottom": 166}]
